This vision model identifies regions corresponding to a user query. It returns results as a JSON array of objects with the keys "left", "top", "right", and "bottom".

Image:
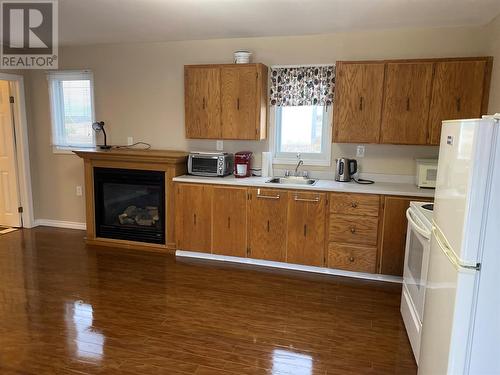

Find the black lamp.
[{"left": 92, "top": 121, "right": 112, "bottom": 150}]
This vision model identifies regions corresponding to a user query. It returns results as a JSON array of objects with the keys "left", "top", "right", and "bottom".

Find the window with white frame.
[
  {"left": 270, "top": 65, "right": 335, "bottom": 166},
  {"left": 48, "top": 70, "right": 95, "bottom": 150},
  {"left": 274, "top": 105, "right": 332, "bottom": 165}
]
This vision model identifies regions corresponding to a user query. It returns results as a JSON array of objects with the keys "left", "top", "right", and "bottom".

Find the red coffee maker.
[{"left": 234, "top": 151, "right": 252, "bottom": 178}]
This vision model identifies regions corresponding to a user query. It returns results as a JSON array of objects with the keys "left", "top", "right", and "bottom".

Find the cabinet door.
[
  {"left": 287, "top": 192, "right": 326, "bottom": 267},
  {"left": 428, "top": 60, "right": 487, "bottom": 145},
  {"left": 212, "top": 187, "right": 247, "bottom": 257},
  {"left": 334, "top": 62, "right": 385, "bottom": 143},
  {"left": 379, "top": 196, "right": 432, "bottom": 276},
  {"left": 175, "top": 184, "right": 212, "bottom": 253},
  {"left": 221, "top": 66, "right": 258, "bottom": 140},
  {"left": 381, "top": 63, "right": 433, "bottom": 144},
  {"left": 248, "top": 188, "right": 288, "bottom": 262},
  {"left": 184, "top": 66, "right": 221, "bottom": 139}
]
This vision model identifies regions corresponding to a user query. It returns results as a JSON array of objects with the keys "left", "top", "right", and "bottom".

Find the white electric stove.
[{"left": 401, "top": 201, "right": 433, "bottom": 364}]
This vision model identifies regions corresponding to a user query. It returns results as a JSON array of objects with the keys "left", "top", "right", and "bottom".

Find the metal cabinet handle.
[
  {"left": 303, "top": 224, "right": 307, "bottom": 237},
  {"left": 257, "top": 194, "right": 280, "bottom": 200},
  {"left": 237, "top": 98, "right": 240, "bottom": 110},
  {"left": 194, "top": 214, "right": 197, "bottom": 225},
  {"left": 267, "top": 220, "right": 270, "bottom": 232},
  {"left": 349, "top": 256, "right": 355, "bottom": 263},
  {"left": 406, "top": 97, "right": 410, "bottom": 111},
  {"left": 202, "top": 97, "right": 205, "bottom": 109},
  {"left": 294, "top": 195, "right": 320, "bottom": 203},
  {"left": 227, "top": 216, "right": 230, "bottom": 229},
  {"left": 351, "top": 202, "right": 358, "bottom": 208},
  {"left": 350, "top": 226, "right": 356, "bottom": 234},
  {"left": 456, "top": 97, "right": 461, "bottom": 112},
  {"left": 359, "top": 96, "right": 363, "bottom": 111}
]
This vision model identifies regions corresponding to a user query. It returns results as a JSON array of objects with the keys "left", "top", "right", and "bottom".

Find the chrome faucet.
[{"left": 294, "top": 153, "right": 304, "bottom": 176}]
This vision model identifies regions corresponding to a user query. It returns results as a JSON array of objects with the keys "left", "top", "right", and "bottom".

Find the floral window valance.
[{"left": 269, "top": 65, "right": 335, "bottom": 106}]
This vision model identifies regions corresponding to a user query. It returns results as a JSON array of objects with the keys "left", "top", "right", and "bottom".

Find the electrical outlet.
[
  {"left": 76, "top": 186, "right": 83, "bottom": 196},
  {"left": 216, "top": 140, "right": 224, "bottom": 151},
  {"left": 356, "top": 145, "right": 365, "bottom": 158},
  {"left": 127, "top": 137, "right": 134, "bottom": 145}
]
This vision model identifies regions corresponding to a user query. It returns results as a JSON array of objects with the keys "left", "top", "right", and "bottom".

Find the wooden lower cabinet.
[
  {"left": 329, "top": 215, "right": 379, "bottom": 246},
  {"left": 286, "top": 192, "right": 326, "bottom": 267},
  {"left": 212, "top": 186, "right": 247, "bottom": 257},
  {"left": 248, "top": 188, "right": 288, "bottom": 262},
  {"left": 327, "top": 192, "right": 381, "bottom": 273},
  {"left": 329, "top": 192, "right": 380, "bottom": 217},
  {"left": 175, "top": 183, "right": 213, "bottom": 253},
  {"left": 328, "top": 243, "right": 377, "bottom": 273},
  {"left": 174, "top": 183, "right": 434, "bottom": 278},
  {"left": 378, "top": 195, "right": 433, "bottom": 276}
]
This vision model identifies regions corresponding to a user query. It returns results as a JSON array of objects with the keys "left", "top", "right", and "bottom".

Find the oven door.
[
  {"left": 188, "top": 155, "right": 219, "bottom": 176},
  {"left": 403, "top": 208, "right": 431, "bottom": 322}
]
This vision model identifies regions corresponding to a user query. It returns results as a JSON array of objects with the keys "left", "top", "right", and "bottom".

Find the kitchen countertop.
[{"left": 173, "top": 175, "right": 435, "bottom": 198}]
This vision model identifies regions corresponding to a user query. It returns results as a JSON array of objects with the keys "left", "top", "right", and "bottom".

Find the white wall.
[{"left": 486, "top": 14, "right": 500, "bottom": 112}]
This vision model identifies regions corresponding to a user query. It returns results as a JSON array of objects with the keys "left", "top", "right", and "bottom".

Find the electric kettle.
[{"left": 335, "top": 158, "right": 357, "bottom": 182}]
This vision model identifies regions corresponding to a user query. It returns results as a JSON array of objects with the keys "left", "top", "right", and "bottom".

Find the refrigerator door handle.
[{"left": 432, "top": 226, "right": 481, "bottom": 271}]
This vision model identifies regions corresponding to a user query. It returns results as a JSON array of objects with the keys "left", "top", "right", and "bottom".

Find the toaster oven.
[{"left": 188, "top": 152, "right": 234, "bottom": 177}]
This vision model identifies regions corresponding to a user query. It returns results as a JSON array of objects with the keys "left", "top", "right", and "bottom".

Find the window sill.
[
  {"left": 273, "top": 158, "right": 331, "bottom": 167},
  {"left": 52, "top": 146, "right": 95, "bottom": 155}
]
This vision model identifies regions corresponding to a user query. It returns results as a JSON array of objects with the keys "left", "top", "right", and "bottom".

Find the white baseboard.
[
  {"left": 176, "top": 250, "right": 402, "bottom": 284},
  {"left": 34, "top": 219, "right": 86, "bottom": 230}
]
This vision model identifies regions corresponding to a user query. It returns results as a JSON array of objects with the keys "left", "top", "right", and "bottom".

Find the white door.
[
  {"left": 0, "top": 80, "right": 21, "bottom": 227},
  {"left": 433, "top": 119, "right": 495, "bottom": 264},
  {"left": 418, "top": 227, "right": 478, "bottom": 375}
]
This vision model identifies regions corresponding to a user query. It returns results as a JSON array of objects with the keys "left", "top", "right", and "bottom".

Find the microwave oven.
[
  {"left": 416, "top": 159, "right": 438, "bottom": 188},
  {"left": 188, "top": 152, "right": 234, "bottom": 177}
]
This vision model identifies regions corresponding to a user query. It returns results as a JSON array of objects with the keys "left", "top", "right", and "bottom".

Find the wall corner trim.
[{"left": 34, "top": 219, "right": 86, "bottom": 231}]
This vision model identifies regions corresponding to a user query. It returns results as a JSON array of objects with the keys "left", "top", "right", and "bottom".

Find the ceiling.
[{"left": 59, "top": 0, "right": 500, "bottom": 46}]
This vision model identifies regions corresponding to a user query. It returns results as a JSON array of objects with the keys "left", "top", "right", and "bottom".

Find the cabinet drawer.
[
  {"left": 328, "top": 243, "right": 377, "bottom": 273},
  {"left": 329, "top": 215, "right": 378, "bottom": 245},
  {"left": 330, "top": 193, "right": 380, "bottom": 217}
]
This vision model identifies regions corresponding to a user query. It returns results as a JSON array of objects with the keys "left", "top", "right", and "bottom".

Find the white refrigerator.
[{"left": 418, "top": 115, "right": 500, "bottom": 375}]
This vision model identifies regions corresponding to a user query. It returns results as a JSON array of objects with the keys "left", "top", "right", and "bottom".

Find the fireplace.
[{"left": 94, "top": 167, "right": 165, "bottom": 244}]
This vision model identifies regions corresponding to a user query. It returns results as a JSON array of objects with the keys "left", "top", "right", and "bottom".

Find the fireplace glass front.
[{"left": 94, "top": 167, "right": 165, "bottom": 244}]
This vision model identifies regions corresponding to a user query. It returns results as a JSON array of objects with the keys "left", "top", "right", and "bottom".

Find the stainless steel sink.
[{"left": 266, "top": 177, "right": 318, "bottom": 186}]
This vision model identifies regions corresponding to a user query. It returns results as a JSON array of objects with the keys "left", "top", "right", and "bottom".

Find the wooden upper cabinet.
[
  {"left": 428, "top": 60, "right": 490, "bottom": 145},
  {"left": 334, "top": 57, "right": 492, "bottom": 145},
  {"left": 175, "top": 183, "right": 213, "bottom": 253},
  {"left": 221, "top": 65, "right": 267, "bottom": 140},
  {"left": 334, "top": 62, "right": 385, "bottom": 143},
  {"left": 184, "top": 66, "right": 221, "bottom": 139},
  {"left": 380, "top": 63, "right": 433, "bottom": 145},
  {"left": 212, "top": 186, "right": 248, "bottom": 257},
  {"left": 248, "top": 188, "right": 288, "bottom": 262},
  {"left": 286, "top": 192, "right": 326, "bottom": 267},
  {"left": 185, "top": 64, "right": 268, "bottom": 140}
]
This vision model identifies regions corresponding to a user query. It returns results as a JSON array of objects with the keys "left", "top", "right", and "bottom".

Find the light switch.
[
  {"left": 127, "top": 137, "right": 134, "bottom": 145},
  {"left": 216, "top": 140, "right": 224, "bottom": 151},
  {"left": 76, "top": 186, "right": 83, "bottom": 196}
]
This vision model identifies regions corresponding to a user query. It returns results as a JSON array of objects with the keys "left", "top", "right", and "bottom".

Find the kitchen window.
[
  {"left": 270, "top": 65, "right": 335, "bottom": 166},
  {"left": 274, "top": 105, "right": 332, "bottom": 165},
  {"left": 48, "top": 70, "right": 95, "bottom": 152}
]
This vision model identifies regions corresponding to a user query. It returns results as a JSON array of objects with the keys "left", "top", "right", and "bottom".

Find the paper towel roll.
[{"left": 262, "top": 152, "right": 273, "bottom": 177}]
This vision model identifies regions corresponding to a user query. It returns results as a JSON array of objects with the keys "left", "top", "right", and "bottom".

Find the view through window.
[
  {"left": 274, "top": 105, "right": 331, "bottom": 165},
  {"left": 48, "top": 71, "right": 95, "bottom": 150}
]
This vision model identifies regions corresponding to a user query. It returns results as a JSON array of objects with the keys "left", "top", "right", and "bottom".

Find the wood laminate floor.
[{"left": 0, "top": 227, "right": 416, "bottom": 375}]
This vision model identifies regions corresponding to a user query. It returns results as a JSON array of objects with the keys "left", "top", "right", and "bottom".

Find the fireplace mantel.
[{"left": 74, "top": 148, "right": 188, "bottom": 253}]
